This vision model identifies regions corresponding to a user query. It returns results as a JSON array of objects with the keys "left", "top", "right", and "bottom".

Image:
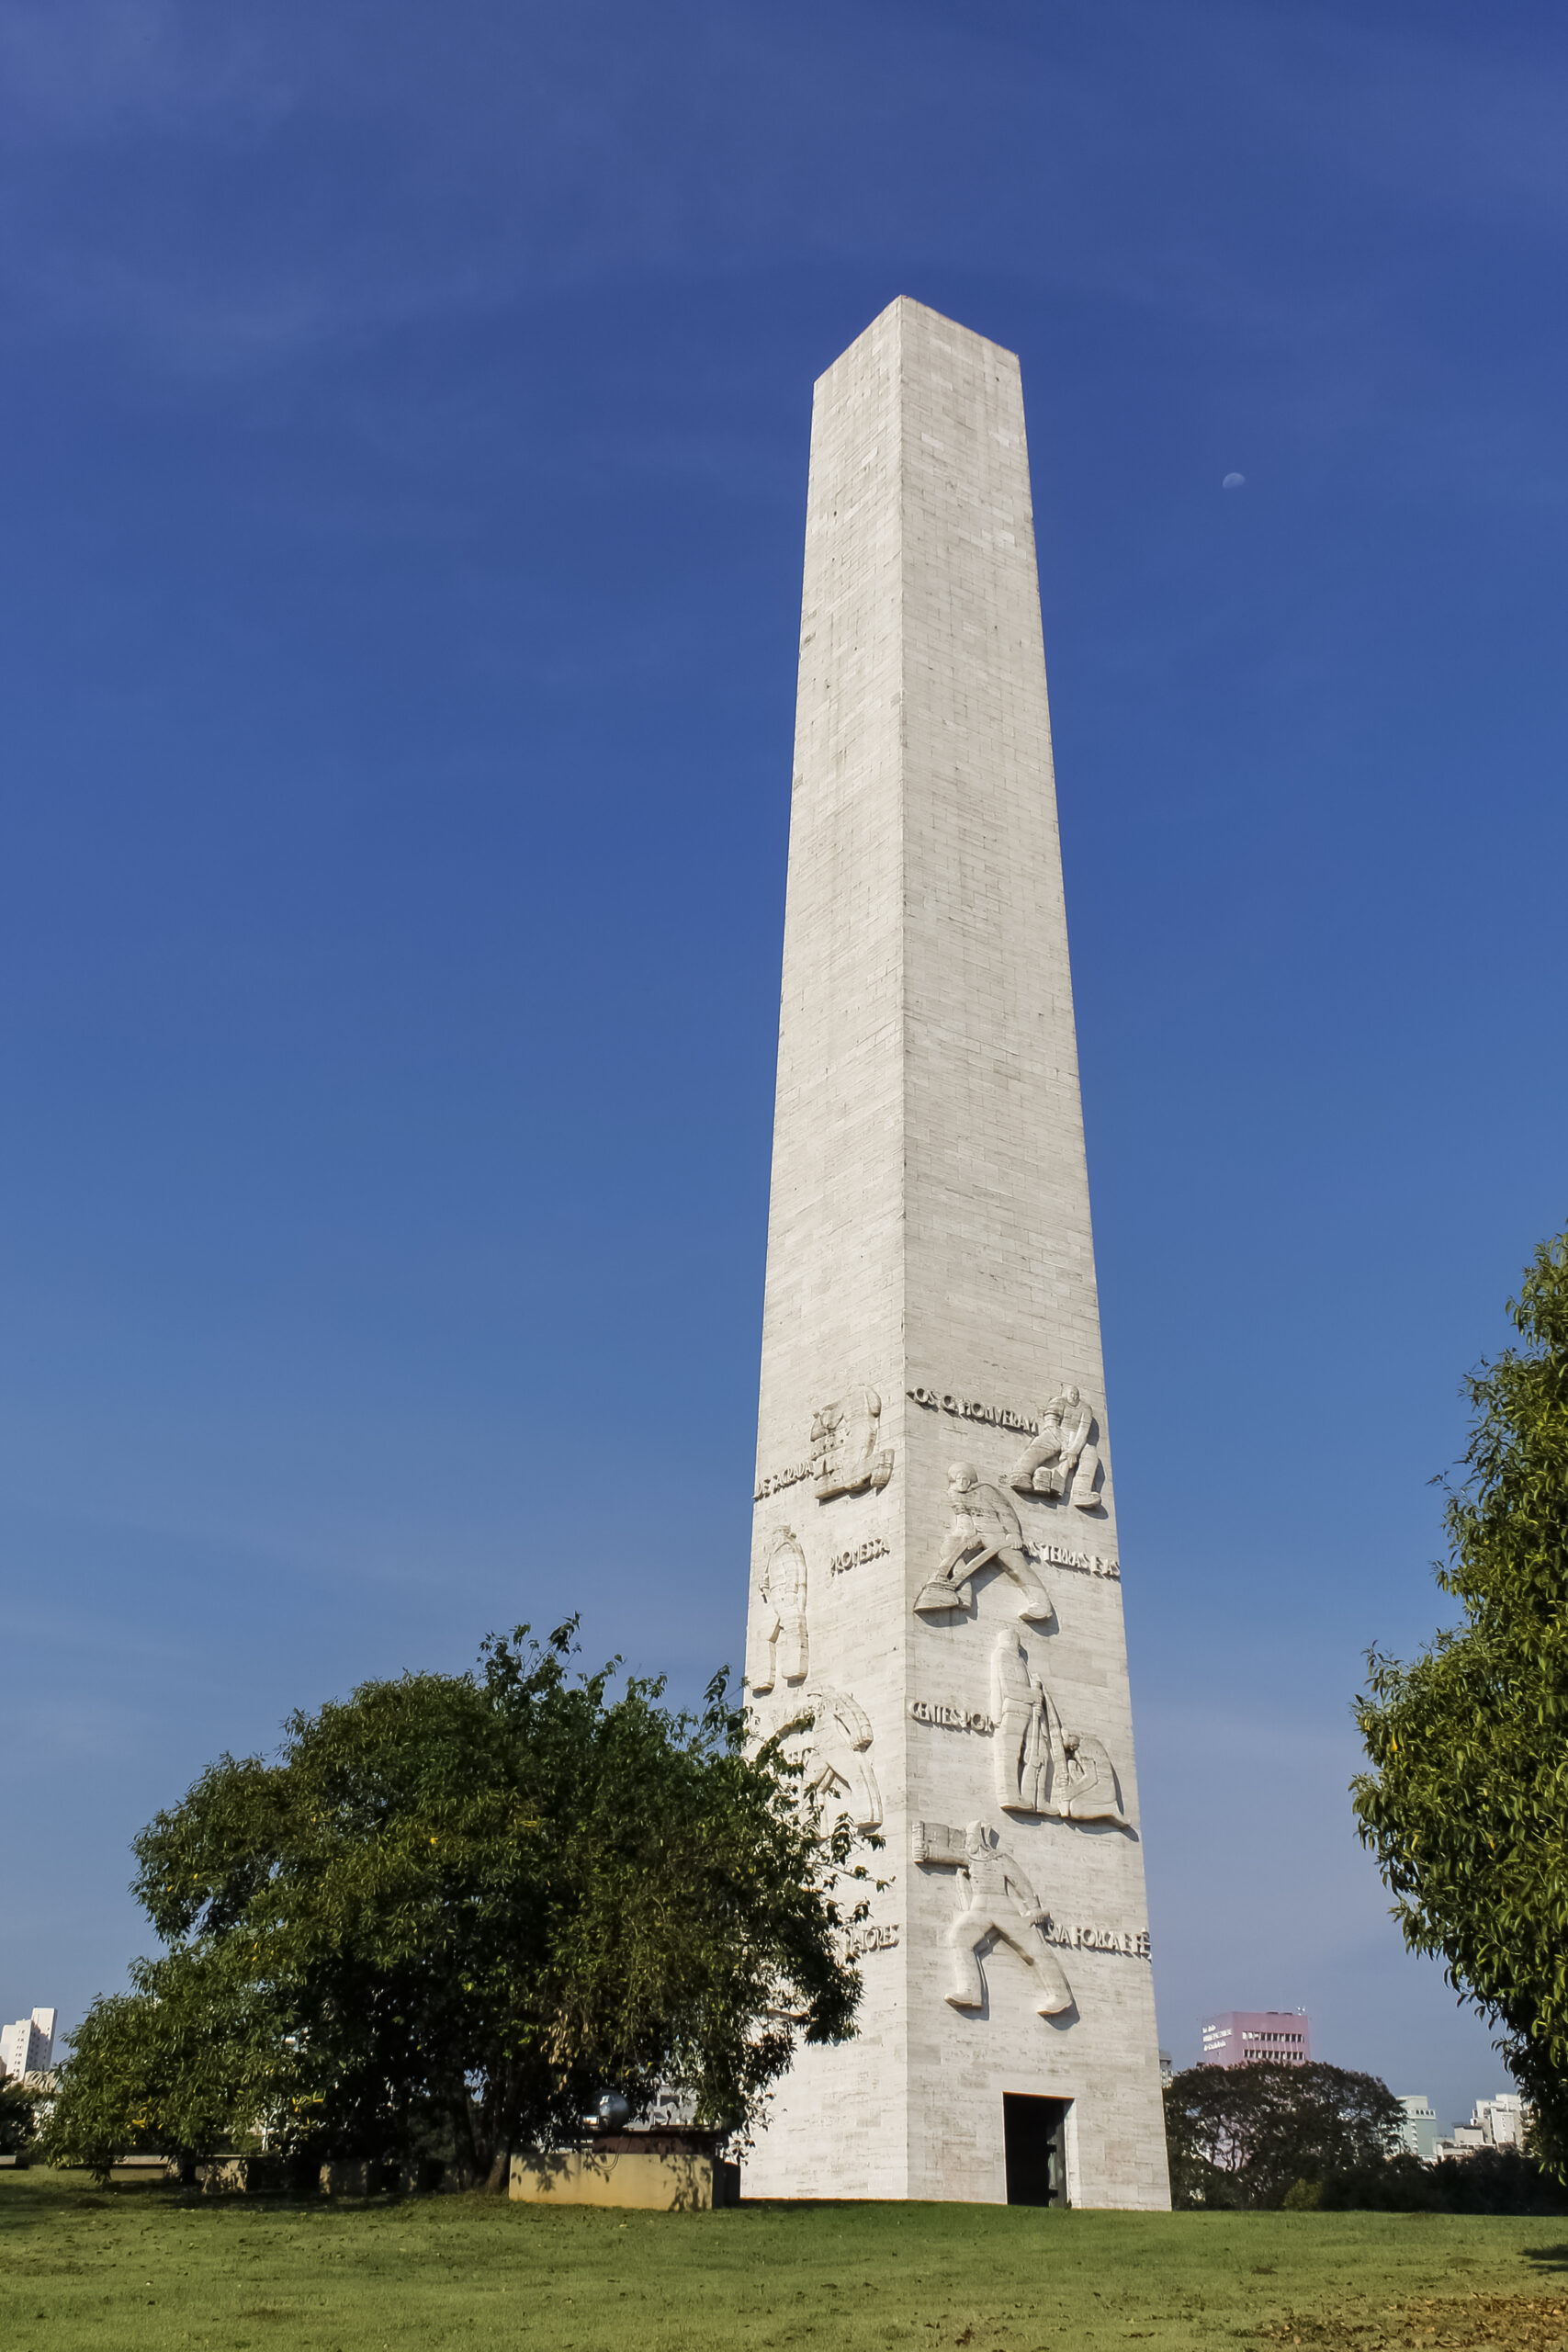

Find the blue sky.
[{"left": 3, "top": 0, "right": 1565, "bottom": 2136}]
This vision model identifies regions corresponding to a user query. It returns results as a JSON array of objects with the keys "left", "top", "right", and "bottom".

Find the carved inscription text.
[
  {"left": 908, "top": 1698, "right": 995, "bottom": 1735},
  {"left": 1041, "top": 1920, "right": 1151, "bottom": 1961},
  {"left": 831, "top": 1536, "right": 891, "bottom": 1577},
  {"left": 1037, "top": 1541, "right": 1121, "bottom": 1580},
  {"left": 754, "top": 1461, "right": 813, "bottom": 1502},
  {"left": 908, "top": 1386, "right": 1038, "bottom": 1435}
]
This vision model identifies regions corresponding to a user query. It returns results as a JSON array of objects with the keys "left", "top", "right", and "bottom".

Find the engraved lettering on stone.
[
  {"left": 908, "top": 1698, "right": 996, "bottom": 1734},
  {"left": 915, "top": 1820, "right": 1074, "bottom": 2018},
  {"left": 1037, "top": 1542, "right": 1121, "bottom": 1580},
  {"left": 747, "top": 1526, "right": 808, "bottom": 1694},
  {"left": 788, "top": 1685, "right": 882, "bottom": 1830},
  {"left": 830, "top": 1535, "right": 891, "bottom": 1577},
  {"left": 907, "top": 1386, "right": 1040, "bottom": 1436},
  {"left": 1041, "top": 1921, "right": 1151, "bottom": 1960},
  {"left": 913, "top": 1464, "right": 1055, "bottom": 1623},
  {"left": 754, "top": 1460, "right": 814, "bottom": 1502},
  {"left": 845, "top": 1922, "right": 900, "bottom": 1960},
  {"left": 811, "top": 1386, "right": 895, "bottom": 1499},
  {"left": 1008, "top": 1387, "right": 1102, "bottom": 1511}
]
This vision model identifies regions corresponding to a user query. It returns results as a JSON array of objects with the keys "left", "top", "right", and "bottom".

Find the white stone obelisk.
[{"left": 741, "top": 299, "right": 1169, "bottom": 2209}]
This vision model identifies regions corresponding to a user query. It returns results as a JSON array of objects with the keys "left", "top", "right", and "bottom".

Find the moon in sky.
[{"left": 1222, "top": 471, "right": 1246, "bottom": 490}]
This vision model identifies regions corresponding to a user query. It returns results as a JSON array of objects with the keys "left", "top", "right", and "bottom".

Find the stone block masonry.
[{"left": 742, "top": 298, "right": 1169, "bottom": 2210}]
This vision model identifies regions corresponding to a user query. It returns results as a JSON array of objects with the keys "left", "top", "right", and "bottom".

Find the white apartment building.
[
  {"left": 1433, "top": 2092, "right": 1529, "bottom": 2160},
  {"left": 0, "top": 2007, "right": 56, "bottom": 2081},
  {"left": 1476, "top": 2093, "right": 1529, "bottom": 2149}
]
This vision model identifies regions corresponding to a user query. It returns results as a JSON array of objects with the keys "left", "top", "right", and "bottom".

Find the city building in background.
[
  {"left": 1200, "top": 2011, "right": 1311, "bottom": 2068},
  {"left": 1435, "top": 2093, "right": 1529, "bottom": 2160},
  {"left": 0, "top": 2007, "right": 56, "bottom": 2081},
  {"left": 1158, "top": 2051, "right": 1173, "bottom": 2086},
  {"left": 1395, "top": 2094, "right": 1442, "bottom": 2161}
]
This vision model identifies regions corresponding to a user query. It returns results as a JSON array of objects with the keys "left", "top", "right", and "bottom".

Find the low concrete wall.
[
  {"left": 318, "top": 2161, "right": 378, "bottom": 2199},
  {"left": 196, "top": 2157, "right": 287, "bottom": 2196},
  {"left": 193, "top": 2156, "right": 398, "bottom": 2197},
  {"left": 510, "top": 2146, "right": 736, "bottom": 2211}
]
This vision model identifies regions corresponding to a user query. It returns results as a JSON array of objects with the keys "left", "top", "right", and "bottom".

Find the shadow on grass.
[{"left": 0, "top": 2171, "right": 415, "bottom": 2231}]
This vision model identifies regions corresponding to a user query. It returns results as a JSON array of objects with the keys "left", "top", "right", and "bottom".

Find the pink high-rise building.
[{"left": 1201, "top": 2011, "right": 1311, "bottom": 2068}]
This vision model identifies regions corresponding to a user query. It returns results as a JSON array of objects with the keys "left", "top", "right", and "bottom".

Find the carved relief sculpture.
[
  {"left": 914, "top": 1464, "right": 1055, "bottom": 1622},
  {"left": 747, "top": 1525, "right": 808, "bottom": 1694},
  {"left": 990, "top": 1630, "right": 1133, "bottom": 1827},
  {"left": 811, "top": 1386, "right": 895, "bottom": 1499},
  {"left": 1007, "top": 1386, "right": 1101, "bottom": 1510},
  {"left": 916, "top": 1820, "right": 1074, "bottom": 2017},
  {"left": 1050, "top": 1716, "right": 1131, "bottom": 1830},
  {"left": 792, "top": 1684, "right": 882, "bottom": 1830},
  {"left": 990, "top": 1628, "right": 1050, "bottom": 1814}
]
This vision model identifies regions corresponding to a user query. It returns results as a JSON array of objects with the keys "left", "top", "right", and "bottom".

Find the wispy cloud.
[
  {"left": 1, "top": 0, "right": 1564, "bottom": 386},
  {"left": 0, "top": 0, "right": 291, "bottom": 135}
]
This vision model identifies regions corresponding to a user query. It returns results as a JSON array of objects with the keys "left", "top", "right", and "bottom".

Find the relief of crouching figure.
[
  {"left": 914, "top": 1464, "right": 1055, "bottom": 1623},
  {"left": 1007, "top": 1386, "right": 1102, "bottom": 1510}
]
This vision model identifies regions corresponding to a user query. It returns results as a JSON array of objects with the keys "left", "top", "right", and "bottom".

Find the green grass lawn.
[{"left": 4, "top": 2168, "right": 1568, "bottom": 2351}]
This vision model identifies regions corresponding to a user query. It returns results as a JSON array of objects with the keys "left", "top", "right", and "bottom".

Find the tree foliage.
[
  {"left": 1351, "top": 1230, "right": 1568, "bottom": 2170},
  {"left": 1163, "top": 2062, "right": 1405, "bottom": 2210},
  {"left": 1316, "top": 2146, "right": 1568, "bottom": 2215},
  {"left": 42, "top": 1625, "right": 868, "bottom": 2183},
  {"left": 0, "top": 2078, "right": 41, "bottom": 2157}
]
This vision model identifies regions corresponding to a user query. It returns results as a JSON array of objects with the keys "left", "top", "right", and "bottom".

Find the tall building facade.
[
  {"left": 1438, "top": 2092, "right": 1529, "bottom": 2157},
  {"left": 0, "top": 2007, "right": 56, "bottom": 2080},
  {"left": 1396, "top": 2093, "right": 1441, "bottom": 2160},
  {"left": 740, "top": 299, "right": 1168, "bottom": 2210},
  {"left": 1200, "top": 2011, "right": 1312, "bottom": 2067}
]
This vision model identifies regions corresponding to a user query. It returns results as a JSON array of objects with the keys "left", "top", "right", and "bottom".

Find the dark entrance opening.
[{"left": 1003, "top": 2094, "right": 1071, "bottom": 2206}]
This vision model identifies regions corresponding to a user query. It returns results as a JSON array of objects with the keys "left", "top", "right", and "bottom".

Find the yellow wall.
[{"left": 508, "top": 2149, "right": 718, "bottom": 2211}]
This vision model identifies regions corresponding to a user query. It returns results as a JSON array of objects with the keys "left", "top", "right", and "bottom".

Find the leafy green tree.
[
  {"left": 0, "top": 2077, "right": 41, "bottom": 2157},
  {"left": 1163, "top": 2061, "right": 1404, "bottom": 2209},
  {"left": 43, "top": 1626, "right": 869, "bottom": 2184},
  {"left": 1317, "top": 2146, "right": 1568, "bottom": 2215},
  {"left": 1352, "top": 1230, "right": 1568, "bottom": 2170},
  {"left": 38, "top": 1957, "right": 299, "bottom": 2183}
]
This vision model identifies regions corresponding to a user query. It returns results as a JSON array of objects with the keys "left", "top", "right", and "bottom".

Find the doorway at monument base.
[
  {"left": 1003, "top": 2094, "right": 1070, "bottom": 2207},
  {"left": 739, "top": 1836, "right": 1168, "bottom": 2209},
  {"left": 739, "top": 1495, "right": 1169, "bottom": 2208},
  {"left": 739, "top": 1976, "right": 1169, "bottom": 2209}
]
